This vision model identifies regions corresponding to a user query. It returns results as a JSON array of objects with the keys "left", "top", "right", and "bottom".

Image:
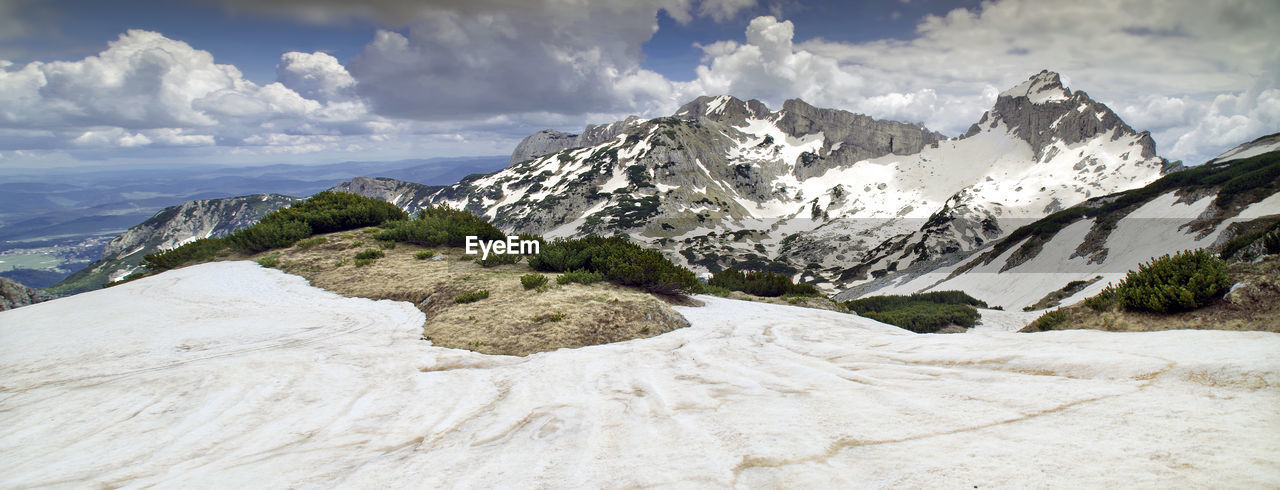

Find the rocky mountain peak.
[
  {"left": 967, "top": 70, "right": 1157, "bottom": 160},
  {"left": 997, "top": 70, "right": 1070, "bottom": 103},
  {"left": 674, "top": 95, "right": 771, "bottom": 125}
]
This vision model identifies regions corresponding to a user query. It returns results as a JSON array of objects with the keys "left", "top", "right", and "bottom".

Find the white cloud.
[{"left": 0, "top": 29, "right": 402, "bottom": 159}]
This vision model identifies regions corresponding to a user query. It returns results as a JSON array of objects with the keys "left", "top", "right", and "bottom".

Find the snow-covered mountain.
[
  {"left": 356, "top": 71, "right": 1170, "bottom": 292},
  {"left": 844, "top": 139, "right": 1280, "bottom": 310}
]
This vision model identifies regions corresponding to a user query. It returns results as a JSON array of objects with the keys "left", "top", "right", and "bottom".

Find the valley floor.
[{"left": 1, "top": 262, "right": 1277, "bottom": 487}]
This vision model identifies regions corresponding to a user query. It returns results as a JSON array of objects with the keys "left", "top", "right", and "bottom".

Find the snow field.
[{"left": 2, "top": 262, "right": 1277, "bottom": 487}]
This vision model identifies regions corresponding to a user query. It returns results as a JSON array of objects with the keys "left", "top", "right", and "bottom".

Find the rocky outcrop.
[
  {"left": 966, "top": 70, "right": 1157, "bottom": 161},
  {"left": 0, "top": 277, "right": 54, "bottom": 311},
  {"left": 508, "top": 116, "right": 641, "bottom": 165},
  {"left": 330, "top": 177, "right": 440, "bottom": 214},
  {"left": 775, "top": 98, "right": 945, "bottom": 179}
]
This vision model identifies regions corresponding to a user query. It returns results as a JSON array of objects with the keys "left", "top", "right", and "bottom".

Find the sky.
[{"left": 0, "top": 0, "right": 1276, "bottom": 168}]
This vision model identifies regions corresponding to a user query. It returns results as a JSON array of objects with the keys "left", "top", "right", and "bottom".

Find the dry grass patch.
[{"left": 249, "top": 229, "right": 690, "bottom": 356}]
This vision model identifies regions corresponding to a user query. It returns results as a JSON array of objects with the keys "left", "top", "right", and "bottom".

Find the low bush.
[
  {"left": 294, "top": 236, "right": 327, "bottom": 249},
  {"left": 556, "top": 269, "right": 603, "bottom": 285},
  {"left": 1027, "top": 309, "right": 1069, "bottom": 331},
  {"left": 354, "top": 258, "right": 375, "bottom": 268},
  {"left": 477, "top": 252, "right": 522, "bottom": 267},
  {"left": 378, "top": 240, "right": 397, "bottom": 250},
  {"left": 1082, "top": 285, "right": 1118, "bottom": 312},
  {"left": 258, "top": 191, "right": 407, "bottom": 235},
  {"left": 256, "top": 253, "right": 281, "bottom": 268},
  {"left": 528, "top": 236, "right": 697, "bottom": 296},
  {"left": 520, "top": 273, "right": 548, "bottom": 290},
  {"left": 1115, "top": 249, "right": 1230, "bottom": 313},
  {"left": 415, "top": 250, "right": 434, "bottom": 260},
  {"left": 374, "top": 205, "right": 504, "bottom": 248},
  {"left": 227, "top": 219, "right": 312, "bottom": 253},
  {"left": 707, "top": 267, "right": 819, "bottom": 297},
  {"left": 700, "top": 284, "right": 732, "bottom": 297},
  {"left": 861, "top": 302, "right": 981, "bottom": 334},
  {"left": 455, "top": 289, "right": 490, "bottom": 304},
  {"left": 143, "top": 237, "right": 228, "bottom": 271},
  {"left": 354, "top": 249, "right": 385, "bottom": 260},
  {"left": 844, "top": 290, "right": 987, "bottom": 314},
  {"left": 844, "top": 290, "right": 987, "bottom": 334}
]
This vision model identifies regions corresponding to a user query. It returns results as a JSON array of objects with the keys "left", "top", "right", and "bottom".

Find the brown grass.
[
  {"left": 241, "top": 228, "right": 691, "bottom": 355},
  {"left": 1021, "top": 255, "right": 1280, "bottom": 333}
]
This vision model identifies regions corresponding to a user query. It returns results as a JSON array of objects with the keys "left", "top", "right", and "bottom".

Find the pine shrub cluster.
[
  {"left": 1114, "top": 249, "right": 1230, "bottom": 313},
  {"left": 527, "top": 236, "right": 698, "bottom": 296},
  {"left": 143, "top": 191, "right": 406, "bottom": 272},
  {"left": 843, "top": 290, "right": 986, "bottom": 333},
  {"left": 556, "top": 269, "right": 603, "bottom": 285},
  {"left": 374, "top": 205, "right": 505, "bottom": 247},
  {"left": 520, "top": 273, "right": 548, "bottom": 290},
  {"left": 707, "top": 267, "right": 819, "bottom": 297}
]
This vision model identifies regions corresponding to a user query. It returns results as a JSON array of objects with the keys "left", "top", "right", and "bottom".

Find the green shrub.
[
  {"left": 477, "top": 252, "right": 522, "bottom": 267},
  {"left": 256, "top": 253, "right": 281, "bottom": 268},
  {"left": 1027, "top": 309, "right": 1069, "bottom": 331},
  {"left": 521, "top": 273, "right": 548, "bottom": 290},
  {"left": 227, "top": 219, "right": 312, "bottom": 253},
  {"left": 700, "top": 284, "right": 732, "bottom": 297},
  {"left": 258, "top": 191, "right": 407, "bottom": 235},
  {"left": 556, "top": 269, "right": 604, "bottom": 285},
  {"left": 1115, "top": 249, "right": 1230, "bottom": 313},
  {"left": 374, "top": 205, "right": 504, "bottom": 247},
  {"left": 708, "top": 267, "right": 819, "bottom": 297},
  {"left": 1082, "top": 285, "right": 1118, "bottom": 312},
  {"left": 354, "top": 249, "right": 385, "bottom": 260},
  {"left": 843, "top": 290, "right": 987, "bottom": 333},
  {"left": 862, "top": 302, "right": 981, "bottom": 333},
  {"left": 528, "top": 236, "right": 697, "bottom": 296},
  {"left": 378, "top": 240, "right": 397, "bottom": 250},
  {"left": 415, "top": 250, "right": 435, "bottom": 260},
  {"left": 354, "top": 258, "right": 375, "bottom": 268},
  {"left": 455, "top": 289, "right": 490, "bottom": 304},
  {"left": 294, "top": 236, "right": 327, "bottom": 249},
  {"left": 534, "top": 312, "right": 567, "bottom": 322},
  {"left": 143, "top": 237, "right": 228, "bottom": 271},
  {"left": 844, "top": 290, "right": 987, "bottom": 314}
]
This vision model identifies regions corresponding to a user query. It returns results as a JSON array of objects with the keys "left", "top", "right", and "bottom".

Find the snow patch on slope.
[{"left": 3, "top": 266, "right": 1279, "bottom": 487}]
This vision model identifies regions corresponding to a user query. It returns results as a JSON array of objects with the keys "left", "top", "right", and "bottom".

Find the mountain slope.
[
  {"left": 846, "top": 146, "right": 1280, "bottom": 310},
  {"left": 348, "top": 71, "right": 1168, "bottom": 293},
  {"left": 48, "top": 194, "right": 299, "bottom": 295}
]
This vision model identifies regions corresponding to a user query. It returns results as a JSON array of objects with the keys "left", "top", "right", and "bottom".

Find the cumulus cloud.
[
  {"left": 0, "top": 29, "right": 396, "bottom": 156},
  {"left": 783, "top": 0, "right": 1280, "bottom": 162}
]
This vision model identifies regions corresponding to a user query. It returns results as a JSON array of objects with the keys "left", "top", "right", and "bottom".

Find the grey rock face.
[
  {"left": 967, "top": 70, "right": 1157, "bottom": 160},
  {"left": 330, "top": 176, "right": 440, "bottom": 215},
  {"left": 774, "top": 98, "right": 945, "bottom": 179},
  {"left": 508, "top": 117, "right": 641, "bottom": 166},
  {"left": 0, "top": 277, "right": 54, "bottom": 311}
]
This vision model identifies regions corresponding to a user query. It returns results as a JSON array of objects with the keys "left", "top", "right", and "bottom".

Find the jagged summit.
[
  {"left": 968, "top": 70, "right": 1157, "bottom": 160},
  {"left": 997, "top": 70, "right": 1071, "bottom": 103}
]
